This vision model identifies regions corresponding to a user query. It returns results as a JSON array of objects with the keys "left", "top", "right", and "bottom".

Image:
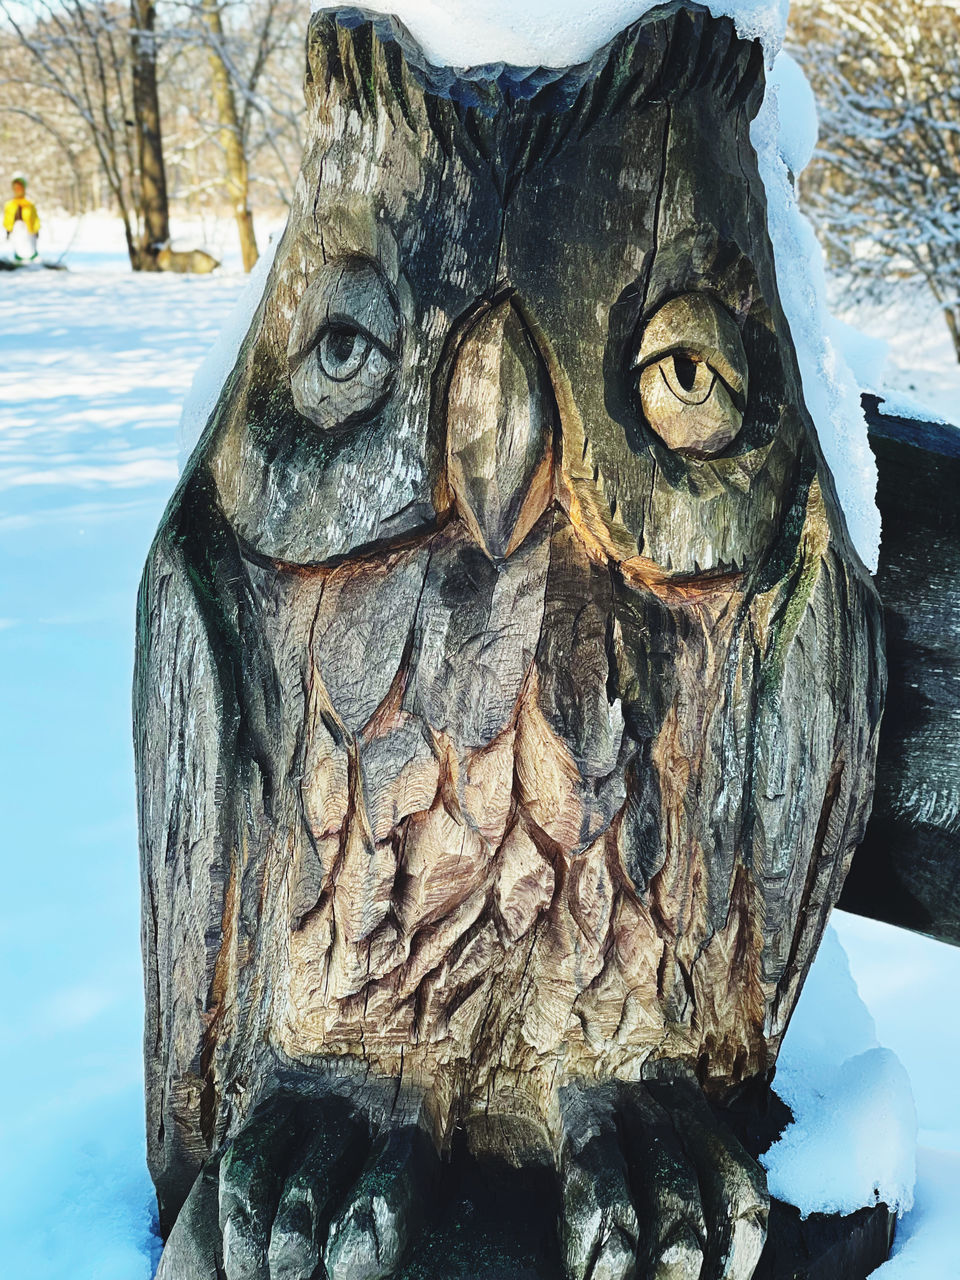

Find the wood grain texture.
[
  {"left": 840, "top": 396, "right": 960, "bottom": 945},
  {"left": 136, "top": 4, "right": 886, "bottom": 1269}
]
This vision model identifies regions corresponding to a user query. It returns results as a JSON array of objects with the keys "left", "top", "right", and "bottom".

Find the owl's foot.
[
  {"left": 321, "top": 1123, "right": 436, "bottom": 1280},
  {"left": 159, "top": 1073, "right": 767, "bottom": 1280},
  {"left": 164, "top": 1090, "right": 437, "bottom": 1280},
  {"left": 558, "top": 1072, "right": 769, "bottom": 1280}
]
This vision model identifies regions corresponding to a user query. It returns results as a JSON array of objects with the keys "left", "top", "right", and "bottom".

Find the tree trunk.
[
  {"left": 944, "top": 304, "right": 960, "bottom": 364},
  {"left": 131, "top": 0, "right": 170, "bottom": 271},
  {"left": 198, "top": 0, "right": 258, "bottom": 271}
]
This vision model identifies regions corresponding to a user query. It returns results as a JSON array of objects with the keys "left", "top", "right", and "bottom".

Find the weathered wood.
[
  {"left": 840, "top": 395, "right": 960, "bottom": 944},
  {"left": 136, "top": 5, "right": 887, "bottom": 1275},
  {"left": 154, "top": 1092, "right": 895, "bottom": 1280}
]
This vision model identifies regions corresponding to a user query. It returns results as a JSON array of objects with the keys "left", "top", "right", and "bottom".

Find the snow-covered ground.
[
  {"left": 1, "top": 219, "right": 959, "bottom": 1278},
  {"left": 0, "top": 225, "right": 248, "bottom": 1279},
  {"left": 6, "top": 209, "right": 286, "bottom": 277}
]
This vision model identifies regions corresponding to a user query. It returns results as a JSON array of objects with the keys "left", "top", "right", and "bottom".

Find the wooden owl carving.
[{"left": 137, "top": 5, "right": 886, "bottom": 1277}]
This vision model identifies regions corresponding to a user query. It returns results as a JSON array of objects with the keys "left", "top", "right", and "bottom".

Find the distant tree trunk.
[
  {"left": 131, "top": 0, "right": 170, "bottom": 270},
  {"left": 944, "top": 305, "right": 960, "bottom": 364},
  {"left": 199, "top": 0, "right": 258, "bottom": 271}
]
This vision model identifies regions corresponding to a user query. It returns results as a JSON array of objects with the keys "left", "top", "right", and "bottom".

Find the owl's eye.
[
  {"left": 316, "top": 324, "right": 373, "bottom": 381},
  {"left": 633, "top": 293, "right": 748, "bottom": 458},
  {"left": 288, "top": 258, "right": 402, "bottom": 432},
  {"left": 659, "top": 352, "right": 716, "bottom": 404},
  {"left": 314, "top": 322, "right": 395, "bottom": 393}
]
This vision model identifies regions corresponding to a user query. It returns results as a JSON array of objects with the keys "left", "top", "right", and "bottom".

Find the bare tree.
[
  {"left": 165, "top": 0, "right": 303, "bottom": 270},
  {"left": 0, "top": 42, "right": 92, "bottom": 211},
  {"left": 196, "top": 0, "right": 257, "bottom": 268},
  {"left": 791, "top": 0, "right": 960, "bottom": 361},
  {"left": 131, "top": 0, "right": 171, "bottom": 267},
  {"left": 0, "top": 0, "right": 150, "bottom": 267},
  {"left": 0, "top": 0, "right": 301, "bottom": 267}
]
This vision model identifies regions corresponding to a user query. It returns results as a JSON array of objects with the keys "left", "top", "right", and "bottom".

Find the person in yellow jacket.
[{"left": 4, "top": 175, "right": 40, "bottom": 261}]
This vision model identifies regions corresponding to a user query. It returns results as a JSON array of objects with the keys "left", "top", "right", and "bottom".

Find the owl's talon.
[
  {"left": 619, "top": 1082, "right": 707, "bottom": 1279},
  {"left": 323, "top": 1123, "right": 436, "bottom": 1280},
  {"left": 651, "top": 1225, "right": 707, "bottom": 1280},
  {"left": 219, "top": 1101, "right": 301, "bottom": 1280},
  {"left": 559, "top": 1085, "right": 640, "bottom": 1280},
  {"left": 644, "top": 1075, "right": 769, "bottom": 1280},
  {"left": 267, "top": 1102, "right": 366, "bottom": 1280},
  {"left": 266, "top": 1200, "right": 317, "bottom": 1280}
]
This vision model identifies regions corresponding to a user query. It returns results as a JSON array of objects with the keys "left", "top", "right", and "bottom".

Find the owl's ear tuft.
[
  {"left": 305, "top": 8, "right": 422, "bottom": 127},
  {"left": 304, "top": 5, "right": 767, "bottom": 160},
  {"left": 643, "top": 4, "right": 765, "bottom": 117}
]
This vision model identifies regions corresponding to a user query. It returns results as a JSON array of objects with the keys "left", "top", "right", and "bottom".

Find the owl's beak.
[{"left": 444, "top": 297, "right": 556, "bottom": 560}]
